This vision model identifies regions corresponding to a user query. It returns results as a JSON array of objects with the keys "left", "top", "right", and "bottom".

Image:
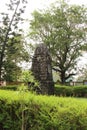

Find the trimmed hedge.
[
  {"left": 0, "top": 85, "right": 18, "bottom": 91},
  {"left": 0, "top": 90, "right": 87, "bottom": 130},
  {"left": 55, "top": 85, "right": 87, "bottom": 97}
]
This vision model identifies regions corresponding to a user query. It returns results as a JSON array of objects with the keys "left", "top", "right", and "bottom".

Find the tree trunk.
[
  {"left": 60, "top": 72, "right": 66, "bottom": 84},
  {"left": 0, "top": 66, "right": 2, "bottom": 82}
]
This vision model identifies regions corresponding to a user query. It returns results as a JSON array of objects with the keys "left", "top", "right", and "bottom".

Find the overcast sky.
[
  {"left": 0, "top": 0, "right": 87, "bottom": 26},
  {"left": 0, "top": 0, "right": 87, "bottom": 16}
]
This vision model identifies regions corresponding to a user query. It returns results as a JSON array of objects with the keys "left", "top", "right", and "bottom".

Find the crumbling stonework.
[{"left": 32, "top": 44, "right": 54, "bottom": 95}]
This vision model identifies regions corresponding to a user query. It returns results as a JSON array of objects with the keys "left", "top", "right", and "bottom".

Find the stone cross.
[{"left": 32, "top": 44, "right": 54, "bottom": 95}]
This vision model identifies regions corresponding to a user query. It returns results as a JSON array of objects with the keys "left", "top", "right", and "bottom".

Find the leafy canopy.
[{"left": 29, "top": 0, "right": 87, "bottom": 84}]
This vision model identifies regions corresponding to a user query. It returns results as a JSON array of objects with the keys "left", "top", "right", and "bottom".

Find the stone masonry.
[{"left": 32, "top": 44, "right": 54, "bottom": 95}]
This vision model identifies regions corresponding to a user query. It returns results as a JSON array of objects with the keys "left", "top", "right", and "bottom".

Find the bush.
[
  {"left": 73, "top": 86, "right": 87, "bottom": 97},
  {"left": 54, "top": 85, "right": 73, "bottom": 96},
  {"left": 55, "top": 84, "right": 87, "bottom": 97},
  {"left": 0, "top": 85, "right": 18, "bottom": 91},
  {"left": 0, "top": 90, "right": 87, "bottom": 130}
]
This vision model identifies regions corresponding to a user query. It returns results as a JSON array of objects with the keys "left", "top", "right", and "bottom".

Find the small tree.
[
  {"left": 20, "top": 70, "right": 40, "bottom": 92},
  {"left": 0, "top": 0, "right": 28, "bottom": 81}
]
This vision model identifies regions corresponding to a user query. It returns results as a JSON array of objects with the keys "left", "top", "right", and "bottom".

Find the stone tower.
[{"left": 32, "top": 44, "right": 54, "bottom": 95}]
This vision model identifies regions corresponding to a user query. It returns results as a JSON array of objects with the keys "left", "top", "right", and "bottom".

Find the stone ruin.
[{"left": 31, "top": 43, "right": 54, "bottom": 95}]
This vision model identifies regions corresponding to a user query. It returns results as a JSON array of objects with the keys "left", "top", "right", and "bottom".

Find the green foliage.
[
  {"left": 20, "top": 70, "right": 35, "bottom": 83},
  {"left": 29, "top": 0, "right": 87, "bottom": 84},
  {"left": 0, "top": 90, "right": 87, "bottom": 129},
  {"left": 55, "top": 85, "right": 73, "bottom": 96},
  {"left": 0, "top": 84, "right": 30, "bottom": 92},
  {"left": 1, "top": 33, "right": 29, "bottom": 82},
  {"left": 20, "top": 70, "right": 40, "bottom": 92},
  {"left": 1, "top": 84, "right": 87, "bottom": 98},
  {"left": 73, "top": 86, "right": 87, "bottom": 97},
  {"left": 76, "top": 65, "right": 87, "bottom": 82},
  {"left": 55, "top": 84, "right": 87, "bottom": 97},
  {"left": 3, "top": 61, "right": 22, "bottom": 82},
  {"left": 0, "top": 0, "right": 29, "bottom": 81},
  {"left": 0, "top": 85, "right": 18, "bottom": 91},
  {"left": 18, "top": 84, "right": 28, "bottom": 92}
]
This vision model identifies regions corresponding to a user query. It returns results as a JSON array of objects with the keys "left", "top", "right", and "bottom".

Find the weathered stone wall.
[{"left": 32, "top": 44, "right": 54, "bottom": 95}]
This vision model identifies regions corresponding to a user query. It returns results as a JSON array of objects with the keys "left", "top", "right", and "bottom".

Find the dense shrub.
[
  {"left": 73, "top": 86, "right": 87, "bottom": 97},
  {"left": 55, "top": 84, "right": 87, "bottom": 97},
  {"left": 0, "top": 90, "right": 87, "bottom": 130},
  {"left": 54, "top": 85, "right": 73, "bottom": 96},
  {"left": 0, "top": 85, "right": 18, "bottom": 91}
]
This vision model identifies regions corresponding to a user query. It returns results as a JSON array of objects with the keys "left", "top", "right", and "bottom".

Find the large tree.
[
  {"left": 0, "top": 0, "right": 29, "bottom": 81},
  {"left": 29, "top": 0, "right": 87, "bottom": 84}
]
